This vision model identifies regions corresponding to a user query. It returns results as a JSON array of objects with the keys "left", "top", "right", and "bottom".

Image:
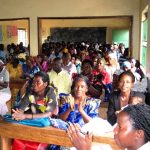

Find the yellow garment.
[
  {"left": 48, "top": 69, "right": 72, "bottom": 95},
  {"left": 63, "top": 48, "right": 68, "bottom": 53},
  {"left": 6, "top": 63, "right": 23, "bottom": 80}
]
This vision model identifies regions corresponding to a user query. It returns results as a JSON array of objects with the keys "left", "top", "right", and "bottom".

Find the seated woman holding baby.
[{"left": 107, "top": 70, "right": 145, "bottom": 126}]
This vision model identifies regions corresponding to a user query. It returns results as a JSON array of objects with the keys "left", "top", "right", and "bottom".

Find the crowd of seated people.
[
  {"left": 0, "top": 40, "right": 148, "bottom": 109},
  {"left": 0, "top": 39, "right": 149, "bottom": 150}
]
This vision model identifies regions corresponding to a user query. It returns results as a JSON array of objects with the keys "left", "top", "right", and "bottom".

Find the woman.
[
  {"left": 67, "top": 104, "right": 150, "bottom": 150},
  {"left": 92, "top": 58, "right": 112, "bottom": 101},
  {"left": 107, "top": 71, "right": 145, "bottom": 125},
  {"left": 6, "top": 57, "right": 23, "bottom": 80},
  {"left": 12, "top": 71, "right": 57, "bottom": 150},
  {"left": 6, "top": 57, "right": 24, "bottom": 109},
  {"left": 114, "top": 104, "right": 150, "bottom": 150},
  {"left": 35, "top": 54, "right": 49, "bottom": 72},
  {"left": 22, "top": 56, "right": 40, "bottom": 80},
  {"left": 81, "top": 59, "right": 94, "bottom": 83},
  {"left": 19, "top": 56, "right": 40, "bottom": 101},
  {"left": 81, "top": 59, "right": 100, "bottom": 98},
  {"left": 59, "top": 75, "right": 100, "bottom": 126},
  {"left": 104, "top": 52, "right": 120, "bottom": 81},
  {"left": 0, "top": 59, "right": 11, "bottom": 115},
  {"left": 12, "top": 71, "right": 57, "bottom": 120}
]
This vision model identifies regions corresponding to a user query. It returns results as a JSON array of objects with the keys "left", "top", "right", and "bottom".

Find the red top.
[{"left": 92, "top": 69, "right": 111, "bottom": 84}]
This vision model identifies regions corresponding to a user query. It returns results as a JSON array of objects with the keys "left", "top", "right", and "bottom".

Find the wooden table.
[{"left": 0, "top": 119, "right": 120, "bottom": 150}]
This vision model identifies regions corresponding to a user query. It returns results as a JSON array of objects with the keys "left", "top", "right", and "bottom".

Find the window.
[
  {"left": 18, "top": 29, "right": 28, "bottom": 47},
  {"left": 140, "top": 6, "right": 148, "bottom": 67}
]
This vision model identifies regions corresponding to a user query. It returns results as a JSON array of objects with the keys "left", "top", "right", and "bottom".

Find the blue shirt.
[{"left": 59, "top": 96, "right": 100, "bottom": 126}]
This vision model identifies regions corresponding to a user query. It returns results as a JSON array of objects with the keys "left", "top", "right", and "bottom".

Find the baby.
[
  {"left": 129, "top": 95, "right": 144, "bottom": 105},
  {"left": 115, "top": 94, "right": 144, "bottom": 115}
]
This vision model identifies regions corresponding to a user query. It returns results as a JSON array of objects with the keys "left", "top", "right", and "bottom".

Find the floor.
[{"left": 99, "top": 102, "right": 108, "bottom": 120}]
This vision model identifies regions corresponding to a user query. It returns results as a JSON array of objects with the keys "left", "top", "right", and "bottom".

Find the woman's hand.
[
  {"left": 67, "top": 123, "right": 92, "bottom": 150},
  {"left": 12, "top": 109, "right": 26, "bottom": 121},
  {"left": 66, "top": 95, "right": 75, "bottom": 111},
  {"left": 78, "top": 101, "right": 84, "bottom": 112},
  {"left": 115, "top": 110, "right": 121, "bottom": 115}
]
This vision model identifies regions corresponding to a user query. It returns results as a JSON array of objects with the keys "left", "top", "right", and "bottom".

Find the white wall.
[{"left": 0, "top": 0, "right": 140, "bottom": 57}]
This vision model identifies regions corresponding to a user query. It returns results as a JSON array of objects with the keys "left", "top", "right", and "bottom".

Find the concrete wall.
[{"left": 0, "top": 0, "right": 140, "bottom": 57}]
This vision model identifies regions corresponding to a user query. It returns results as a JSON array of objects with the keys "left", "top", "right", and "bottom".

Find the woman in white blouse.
[{"left": 0, "top": 59, "right": 11, "bottom": 115}]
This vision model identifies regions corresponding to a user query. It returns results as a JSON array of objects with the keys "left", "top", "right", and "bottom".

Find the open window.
[
  {"left": 18, "top": 28, "right": 28, "bottom": 47},
  {"left": 140, "top": 6, "right": 148, "bottom": 67},
  {"left": 0, "top": 18, "right": 30, "bottom": 51}
]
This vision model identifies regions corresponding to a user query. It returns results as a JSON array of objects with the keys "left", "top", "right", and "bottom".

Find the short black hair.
[
  {"left": 71, "top": 74, "right": 89, "bottom": 95},
  {"left": 118, "top": 70, "right": 135, "bottom": 83},
  {"left": 34, "top": 71, "right": 50, "bottom": 86},
  {"left": 53, "top": 57, "right": 62, "bottom": 62},
  {"left": 82, "top": 59, "right": 93, "bottom": 68}
]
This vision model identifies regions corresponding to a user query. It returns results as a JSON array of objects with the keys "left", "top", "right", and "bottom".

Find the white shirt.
[
  {"left": 0, "top": 66, "right": 11, "bottom": 94},
  {"left": 138, "top": 142, "right": 150, "bottom": 150},
  {"left": 63, "top": 61, "right": 77, "bottom": 77}
]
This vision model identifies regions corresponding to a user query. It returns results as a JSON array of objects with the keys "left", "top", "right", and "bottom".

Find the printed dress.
[{"left": 59, "top": 95, "right": 101, "bottom": 126}]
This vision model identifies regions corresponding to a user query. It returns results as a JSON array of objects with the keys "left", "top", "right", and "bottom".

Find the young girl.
[{"left": 67, "top": 104, "right": 150, "bottom": 150}]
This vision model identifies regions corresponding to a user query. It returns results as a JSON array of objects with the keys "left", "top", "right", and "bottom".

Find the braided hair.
[{"left": 122, "top": 104, "right": 150, "bottom": 142}]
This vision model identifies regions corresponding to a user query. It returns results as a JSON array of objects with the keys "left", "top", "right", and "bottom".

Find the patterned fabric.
[
  {"left": 19, "top": 87, "right": 57, "bottom": 114},
  {"left": 59, "top": 96, "right": 100, "bottom": 126},
  {"left": 22, "top": 64, "right": 40, "bottom": 79},
  {"left": 29, "top": 95, "right": 53, "bottom": 113},
  {"left": 48, "top": 97, "right": 100, "bottom": 150},
  {"left": 50, "top": 118, "right": 68, "bottom": 130}
]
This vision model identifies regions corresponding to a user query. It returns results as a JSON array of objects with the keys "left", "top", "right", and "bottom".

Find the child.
[{"left": 115, "top": 93, "right": 145, "bottom": 115}]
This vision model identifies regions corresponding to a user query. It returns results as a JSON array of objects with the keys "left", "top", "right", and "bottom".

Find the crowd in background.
[{"left": 0, "top": 38, "right": 149, "bottom": 150}]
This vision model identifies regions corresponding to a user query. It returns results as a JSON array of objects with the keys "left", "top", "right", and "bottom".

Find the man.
[
  {"left": 62, "top": 53, "right": 77, "bottom": 78},
  {"left": 48, "top": 57, "right": 72, "bottom": 96},
  {"left": 112, "top": 42, "right": 121, "bottom": 62}
]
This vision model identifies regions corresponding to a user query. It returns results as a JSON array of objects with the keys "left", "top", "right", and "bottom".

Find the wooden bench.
[
  {"left": 0, "top": 119, "right": 120, "bottom": 150},
  {"left": 6, "top": 79, "right": 25, "bottom": 113}
]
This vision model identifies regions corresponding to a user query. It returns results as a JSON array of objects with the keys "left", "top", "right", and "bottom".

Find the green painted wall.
[
  {"left": 112, "top": 29, "right": 129, "bottom": 48},
  {"left": 141, "top": 19, "right": 148, "bottom": 67},
  {"left": 141, "top": 46, "right": 147, "bottom": 67}
]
